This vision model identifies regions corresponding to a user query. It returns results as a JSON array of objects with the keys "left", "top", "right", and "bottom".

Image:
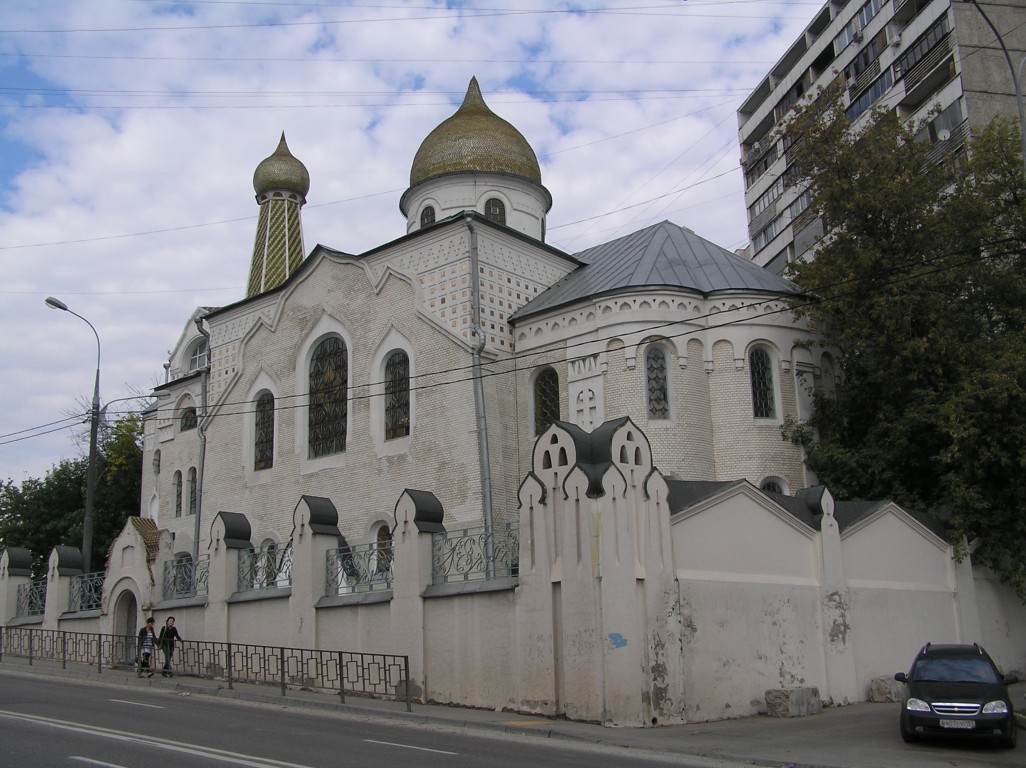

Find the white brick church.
[{"left": 5, "top": 78, "right": 1023, "bottom": 726}]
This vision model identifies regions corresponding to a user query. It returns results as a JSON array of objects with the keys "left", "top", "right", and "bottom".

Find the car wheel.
[
  {"left": 998, "top": 723, "right": 1017, "bottom": 749},
  {"left": 899, "top": 721, "right": 918, "bottom": 744}
]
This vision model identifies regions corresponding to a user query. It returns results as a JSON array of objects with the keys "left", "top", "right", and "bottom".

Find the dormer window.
[
  {"left": 420, "top": 206, "right": 435, "bottom": 227},
  {"left": 188, "top": 340, "right": 208, "bottom": 372}
]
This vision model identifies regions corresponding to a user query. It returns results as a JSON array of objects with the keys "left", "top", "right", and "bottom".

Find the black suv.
[{"left": 894, "top": 643, "right": 1018, "bottom": 748}]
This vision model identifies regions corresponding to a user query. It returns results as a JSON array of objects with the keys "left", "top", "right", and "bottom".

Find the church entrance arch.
[{"left": 112, "top": 589, "right": 139, "bottom": 666}]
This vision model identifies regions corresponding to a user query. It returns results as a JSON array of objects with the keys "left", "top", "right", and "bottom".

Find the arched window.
[
  {"left": 173, "top": 471, "right": 183, "bottom": 518},
  {"left": 152, "top": 449, "right": 161, "bottom": 476},
  {"left": 180, "top": 407, "right": 197, "bottom": 432},
  {"left": 534, "top": 367, "right": 560, "bottom": 436},
  {"left": 420, "top": 206, "right": 435, "bottom": 227},
  {"left": 750, "top": 346, "right": 776, "bottom": 419},
  {"left": 188, "top": 340, "right": 208, "bottom": 372},
  {"left": 254, "top": 391, "right": 274, "bottom": 470},
  {"left": 646, "top": 346, "right": 669, "bottom": 419},
  {"left": 484, "top": 197, "right": 506, "bottom": 225},
  {"left": 384, "top": 351, "right": 410, "bottom": 440},
  {"left": 375, "top": 524, "right": 393, "bottom": 575},
  {"left": 761, "top": 479, "right": 784, "bottom": 494},
  {"left": 187, "top": 467, "right": 197, "bottom": 515},
  {"left": 309, "top": 336, "right": 348, "bottom": 457}
]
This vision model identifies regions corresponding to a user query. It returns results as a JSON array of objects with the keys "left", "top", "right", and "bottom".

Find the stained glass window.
[
  {"left": 180, "top": 407, "right": 197, "bottom": 432},
  {"left": 646, "top": 346, "right": 669, "bottom": 419},
  {"left": 750, "top": 347, "right": 776, "bottom": 418},
  {"left": 385, "top": 351, "right": 410, "bottom": 440},
  {"left": 255, "top": 391, "right": 274, "bottom": 470},
  {"left": 484, "top": 198, "right": 506, "bottom": 225},
  {"left": 534, "top": 367, "right": 560, "bottom": 435},
  {"left": 309, "top": 337, "right": 348, "bottom": 457}
]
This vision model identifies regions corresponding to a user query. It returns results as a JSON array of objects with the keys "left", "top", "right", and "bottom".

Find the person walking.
[
  {"left": 158, "top": 616, "right": 183, "bottom": 677},
  {"left": 137, "top": 617, "right": 157, "bottom": 677}
]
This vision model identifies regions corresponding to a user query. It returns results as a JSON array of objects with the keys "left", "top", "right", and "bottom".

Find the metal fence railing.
[
  {"left": 15, "top": 580, "right": 47, "bottom": 618},
  {"left": 163, "top": 555, "right": 210, "bottom": 601},
  {"left": 0, "top": 626, "right": 411, "bottom": 710},
  {"left": 326, "top": 539, "right": 393, "bottom": 596},
  {"left": 431, "top": 522, "right": 519, "bottom": 584},
  {"left": 68, "top": 571, "right": 106, "bottom": 612},
  {"left": 238, "top": 543, "right": 293, "bottom": 592}
]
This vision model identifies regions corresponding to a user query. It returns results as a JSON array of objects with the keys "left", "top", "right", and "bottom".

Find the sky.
[{"left": 0, "top": 0, "right": 820, "bottom": 484}]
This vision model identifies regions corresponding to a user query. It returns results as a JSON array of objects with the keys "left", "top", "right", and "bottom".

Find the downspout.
[
  {"left": 465, "top": 213, "right": 495, "bottom": 577},
  {"left": 193, "top": 318, "right": 211, "bottom": 564}
]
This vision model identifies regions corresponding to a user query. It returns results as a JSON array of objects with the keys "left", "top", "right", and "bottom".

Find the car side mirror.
[
  {"left": 1003, "top": 673, "right": 1018, "bottom": 685},
  {"left": 894, "top": 672, "right": 908, "bottom": 683}
]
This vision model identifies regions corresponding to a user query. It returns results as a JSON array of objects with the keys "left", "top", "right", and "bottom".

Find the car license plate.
[{"left": 939, "top": 719, "right": 975, "bottom": 730}]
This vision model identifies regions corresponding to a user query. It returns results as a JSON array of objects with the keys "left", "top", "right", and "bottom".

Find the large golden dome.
[
  {"left": 253, "top": 133, "right": 310, "bottom": 198},
  {"left": 409, "top": 77, "right": 542, "bottom": 187}
]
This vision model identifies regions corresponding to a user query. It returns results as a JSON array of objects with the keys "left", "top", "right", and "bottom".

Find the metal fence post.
[
  {"left": 0, "top": 625, "right": 4, "bottom": 663},
  {"left": 405, "top": 655, "right": 411, "bottom": 713},
  {"left": 338, "top": 650, "right": 345, "bottom": 705},
  {"left": 226, "top": 642, "right": 233, "bottom": 690},
  {"left": 28, "top": 629, "right": 33, "bottom": 666},
  {"left": 61, "top": 631, "right": 67, "bottom": 670},
  {"left": 279, "top": 647, "right": 286, "bottom": 697}
]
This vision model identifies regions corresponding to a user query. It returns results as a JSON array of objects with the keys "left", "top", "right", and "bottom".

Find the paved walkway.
[{"left": 1, "top": 655, "right": 1022, "bottom": 768}]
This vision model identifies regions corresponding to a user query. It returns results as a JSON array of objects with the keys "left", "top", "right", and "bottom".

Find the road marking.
[
  {"left": 109, "top": 699, "right": 164, "bottom": 709},
  {"left": 0, "top": 709, "right": 316, "bottom": 767},
  {"left": 364, "top": 738, "right": 458, "bottom": 755},
  {"left": 70, "top": 758, "right": 129, "bottom": 767}
]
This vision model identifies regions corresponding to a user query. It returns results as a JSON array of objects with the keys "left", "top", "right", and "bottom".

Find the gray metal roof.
[{"left": 512, "top": 220, "right": 800, "bottom": 321}]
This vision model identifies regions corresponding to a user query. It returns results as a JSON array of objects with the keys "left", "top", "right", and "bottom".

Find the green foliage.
[
  {"left": 0, "top": 414, "right": 143, "bottom": 577},
  {"left": 782, "top": 91, "right": 1026, "bottom": 601}
]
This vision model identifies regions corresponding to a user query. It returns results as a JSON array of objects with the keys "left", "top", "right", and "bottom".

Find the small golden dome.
[
  {"left": 253, "top": 133, "right": 310, "bottom": 197},
  {"left": 410, "top": 77, "right": 542, "bottom": 187}
]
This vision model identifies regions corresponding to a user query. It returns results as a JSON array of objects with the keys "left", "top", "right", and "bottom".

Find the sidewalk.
[{"left": 1, "top": 655, "right": 1022, "bottom": 768}]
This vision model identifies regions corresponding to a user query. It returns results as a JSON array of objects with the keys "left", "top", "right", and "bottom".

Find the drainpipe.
[
  {"left": 193, "top": 318, "right": 211, "bottom": 563},
  {"left": 465, "top": 214, "right": 495, "bottom": 577}
]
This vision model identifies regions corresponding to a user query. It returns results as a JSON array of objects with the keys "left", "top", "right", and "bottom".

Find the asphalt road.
[{"left": 0, "top": 664, "right": 1021, "bottom": 768}]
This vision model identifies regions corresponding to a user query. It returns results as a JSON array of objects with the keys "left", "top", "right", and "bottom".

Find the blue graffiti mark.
[{"left": 607, "top": 633, "right": 628, "bottom": 649}]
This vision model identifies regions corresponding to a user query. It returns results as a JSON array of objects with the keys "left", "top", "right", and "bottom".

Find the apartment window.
[
  {"left": 384, "top": 351, "right": 410, "bottom": 440},
  {"left": 749, "top": 176, "right": 785, "bottom": 221},
  {"left": 845, "top": 70, "right": 893, "bottom": 122},
  {"left": 533, "top": 367, "right": 560, "bottom": 436},
  {"left": 753, "top": 214, "right": 785, "bottom": 252},
  {"left": 484, "top": 198, "right": 506, "bottom": 225},
  {"left": 750, "top": 347, "right": 776, "bottom": 419},
  {"left": 254, "top": 391, "right": 274, "bottom": 470},
  {"left": 309, "top": 336, "right": 348, "bottom": 458},
  {"left": 645, "top": 346, "right": 669, "bottom": 420},
  {"left": 894, "top": 14, "right": 950, "bottom": 78}
]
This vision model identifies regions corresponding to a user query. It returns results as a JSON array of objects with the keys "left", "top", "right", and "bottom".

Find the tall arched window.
[
  {"left": 375, "top": 524, "right": 393, "bottom": 575},
  {"left": 173, "top": 471, "right": 183, "bottom": 518},
  {"left": 750, "top": 346, "right": 776, "bottom": 419},
  {"left": 254, "top": 391, "right": 274, "bottom": 470},
  {"left": 534, "top": 367, "right": 560, "bottom": 436},
  {"left": 309, "top": 336, "right": 348, "bottom": 457},
  {"left": 152, "top": 449, "right": 161, "bottom": 476},
  {"left": 180, "top": 407, "right": 197, "bottom": 432},
  {"left": 420, "top": 206, "right": 435, "bottom": 227},
  {"left": 384, "top": 351, "right": 410, "bottom": 440},
  {"left": 484, "top": 198, "right": 506, "bottom": 225},
  {"left": 188, "top": 340, "right": 208, "bottom": 372},
  {"left": 646, "top": 346, "right": 669, "bottom": 419},
  {"left": 187, "top": 467, "right": 197, "bottom": 515}
]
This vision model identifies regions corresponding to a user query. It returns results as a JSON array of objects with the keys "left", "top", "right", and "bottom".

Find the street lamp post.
[{"left": 45, "top": 296, "right": 100, "bottom": 574}]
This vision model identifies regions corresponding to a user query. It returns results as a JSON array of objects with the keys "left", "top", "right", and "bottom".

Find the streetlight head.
[{"left": 45, "top": 296, "right": 69, "bottom": 311}]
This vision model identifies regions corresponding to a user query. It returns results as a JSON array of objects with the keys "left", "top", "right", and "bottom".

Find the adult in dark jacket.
[{"left": 158, "top": 616, "right": 183, "bottom": 677}]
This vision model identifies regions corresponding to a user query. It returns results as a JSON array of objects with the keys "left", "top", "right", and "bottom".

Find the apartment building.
[{"left": 738, "top": 0, "right": 1026, "bottom": 272}]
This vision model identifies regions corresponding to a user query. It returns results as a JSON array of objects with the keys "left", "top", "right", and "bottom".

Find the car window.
[{"left": 911, "top": 657, "right": 1000, "bottom": 684}]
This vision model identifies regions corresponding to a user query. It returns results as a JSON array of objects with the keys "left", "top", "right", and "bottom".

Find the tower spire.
[{"left": 247, "top": 133, "right": 310, "bottom": 297}]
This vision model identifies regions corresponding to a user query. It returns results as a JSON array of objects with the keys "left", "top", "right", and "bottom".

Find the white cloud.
[{"left": 0, "top": 0, "right": 813, "bottom": 482}]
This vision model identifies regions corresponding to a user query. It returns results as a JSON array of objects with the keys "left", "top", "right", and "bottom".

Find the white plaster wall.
[{"left": 972, "top": 566, "right": 1026, "bottom": 676}]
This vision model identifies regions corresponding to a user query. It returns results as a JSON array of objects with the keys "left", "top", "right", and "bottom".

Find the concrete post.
[{"left": 0, "top": 548, "right": 33, "bottom": 625}]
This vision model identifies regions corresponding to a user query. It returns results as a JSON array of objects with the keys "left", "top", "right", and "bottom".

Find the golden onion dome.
[
  {"left": 253, "top": 133, "right": 310, "bottom": 197},
  {"left": 409, "top": 77, "right": 542, "bottom": 187}
]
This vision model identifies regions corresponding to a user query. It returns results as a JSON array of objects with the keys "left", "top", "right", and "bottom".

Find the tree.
[
  {"left": 781, "top": 88, "right": 1026, "bottom": 601},
  {"left": 0, "top": 413, "right": 143, "bottom": 577}
]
